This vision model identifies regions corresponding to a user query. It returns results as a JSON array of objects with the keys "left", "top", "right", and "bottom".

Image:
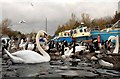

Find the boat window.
[
  {"left": 80, "top": 29, "right": 83, "bottom": 32},
  {"left": 84, "top": 29, "right": 87, "bottom": 32},
  {"left": 70, "top": 30, "right": 73, "bottom": 35},
  {"left": 86, "top": 29, "right": 89, "bottom": 32},
  {"left": 66, "top": 33, "right": 67, "bottom": 36},
  {"left": 64, "top": 33, "right": 66, "bottom": 36},
  {"left": 74, "top": 30, "right": 77, "bottom": 34},
  {"left": 68, "top": 33, "right": 70, "bottom": 36}
]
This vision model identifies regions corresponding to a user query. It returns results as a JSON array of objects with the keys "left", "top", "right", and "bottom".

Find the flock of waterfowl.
[{"left": 1, "top": 30, "right": 120, "bottom": 71}]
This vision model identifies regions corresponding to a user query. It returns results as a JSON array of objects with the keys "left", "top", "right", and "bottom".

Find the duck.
[{"left": 2, "top": 30, "right": 50, "bottom": 64}]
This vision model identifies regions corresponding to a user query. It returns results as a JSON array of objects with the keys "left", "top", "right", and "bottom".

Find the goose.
[
  {"left": 94, "top": 35, "right": 120, "bottom": 68},
  {"left": 2, "top": 30, "right": 50, "bottom": 64}
]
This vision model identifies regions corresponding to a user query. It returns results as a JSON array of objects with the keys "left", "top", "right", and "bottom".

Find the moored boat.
[
  {"left": 91, "top": 20, "right": 120, "bottom": 42},
  {"left": 53, "top": 24, "right": 91, "bottom": 43}
]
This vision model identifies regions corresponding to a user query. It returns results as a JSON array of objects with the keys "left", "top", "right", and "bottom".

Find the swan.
[
  {"left": 95, "top": 35, "right": 120, "bottom": 68},
  {"left": 61, "top": 47, "right": 73, "bottom": 59},
  {"left": 19, "top": 39, "right": 26, "bottom": 49},
  {"left": 19, "top": 37, "right": 48, "bottom": 51},
  {"left": 2, "top": 30, "right": 50, "bottom": 63},
  {"left": 108, "top": 35, "right": 119, "bottom": 54},
  {"left": 70, "top": 46, "right": 86, "bottom": 53},
  {"left": 19, "top": 38, "right": 35, "bottom": 50},
  {"left": 61, "top": 46, "right": 86, "bottom": 58}
]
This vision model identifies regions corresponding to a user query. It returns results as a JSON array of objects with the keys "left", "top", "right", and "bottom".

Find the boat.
[
  {"left": 53, "top": 20, "right": 120, "bottom": 43},
  {"left": 53, "top": 24, "right": 91, "bottom": 43},
  {"left": 91, "top": 20, "right": 120, "bottom": 42}
]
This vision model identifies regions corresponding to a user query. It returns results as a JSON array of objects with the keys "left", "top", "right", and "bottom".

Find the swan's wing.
[
  {"left": 27, "top": 44, "right": 34, "bottom": 50},
  {"left": 11, "top": 50, "right": 45, "bottom": 63},
  {"left": 12, "top": 50, "right": 39, "bottom": 57},
  {"left": 75, "top": 46, "right": 86, "bottom": 52}
]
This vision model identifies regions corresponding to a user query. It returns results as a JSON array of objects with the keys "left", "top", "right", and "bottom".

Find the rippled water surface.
[{"left": 1, "top": 60, "right": 120, "bottom": 78}]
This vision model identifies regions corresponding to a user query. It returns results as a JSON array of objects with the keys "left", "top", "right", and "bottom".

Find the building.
[{"left": 118, "top": 1, "right": 120, "bottom": 13}]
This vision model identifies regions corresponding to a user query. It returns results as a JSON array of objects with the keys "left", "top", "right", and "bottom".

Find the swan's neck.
[
  {"left": 4, "top": 49, "right": 14, "bottom": 58},
  {"left": 20, "top": 39, "right": 24, "bottom": 45},
  {"left": 113, "top": 35, "right": 119, "bottom": 53},
  {"left": 64, "top": 48, "right": 70, "bottom": 56},
  {"left": 99, "top": 59, "right": 113, "bottom": 67},
  {"left": 36, "top": 31, "right": 50, "bottom": 61}
]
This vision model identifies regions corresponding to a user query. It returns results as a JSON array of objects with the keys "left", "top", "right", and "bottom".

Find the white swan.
[
  {"left": 19, "top": 39, "right": 26, "bottom": 49},
  {"left": 62, "top": 46, "right": 86, "bottom": 58},
  {"left": 98, "top": 35, "right": 119, "bottom": 67},
  {"left": 19, "top": 38, "right": 35, "bottom": 50},
  {"left": 108, "top": 35, "right": 119, "bottom": 54},
  {"left": 3, "top": 30, "right": 50, "bottom": 63},
  {"left": 19, "top": 37, "right": 48, "bottom": 50},
  {"left": 69, "top": 46, "right": 86, "bottom": 53}
]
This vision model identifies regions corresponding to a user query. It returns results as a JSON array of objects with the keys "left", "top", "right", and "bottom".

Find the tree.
[
  {"left": 1, "top": 19, "right": 23, "bottom": 37},
  {"left": 54, "top": 25, "right": 62, "bottom": 35},
  {"left": 1, "top": 19, "right": 12, "bottom": 36},
  {"left": 111, "top": 12, "right": 120, "bottom": 24},
  {"left": 91, "top": 16, "right": 112, "bottom": 29},
  {"left": 81, "top": 13, "right": 91, "bottom": 27},
  {"left": 55, "top": 13, "right": 78, "bottom": 35},
  {"left": 68, "top": 13, "right": 77, "bottom": 28}
]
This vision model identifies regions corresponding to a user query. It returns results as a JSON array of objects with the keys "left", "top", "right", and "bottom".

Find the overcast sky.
[{"left": 0, "top": 0, "right": 120, "bottom": 35}]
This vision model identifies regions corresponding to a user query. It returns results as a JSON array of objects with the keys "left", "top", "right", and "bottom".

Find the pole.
[{"left": 45, "top": 18, "right": 47, "bottom": 32}]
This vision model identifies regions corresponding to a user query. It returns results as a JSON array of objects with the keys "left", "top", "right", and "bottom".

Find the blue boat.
[
  {"left": 91, "top": 20, "right": 120, "bottom": 42},
  {"left": 53, "top": 25, "right": 91, "bottom": 43},
  {"left": 53, "top": 20, "right": 120, "bottom": 43}
]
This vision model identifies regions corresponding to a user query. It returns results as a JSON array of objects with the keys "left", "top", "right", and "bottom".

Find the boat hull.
[{"left": 91, "top": 30, "right": 120, "bottom": 42}]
